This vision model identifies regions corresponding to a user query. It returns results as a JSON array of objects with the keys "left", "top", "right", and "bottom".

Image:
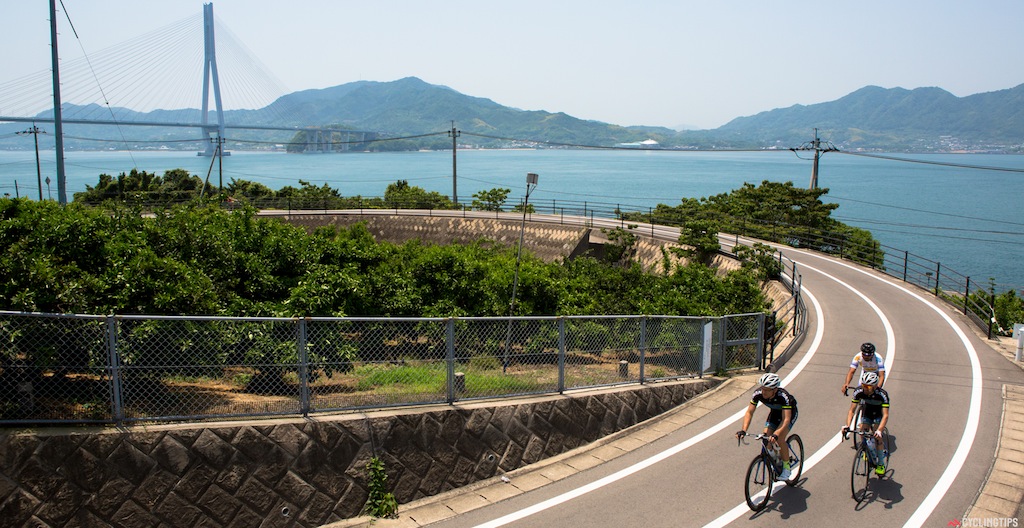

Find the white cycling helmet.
[
  {"left": 860, "top": 371, "right": 879, "bottom": 386},
  {"left": 759, "top": 372, "right": 781, "bottom": 388}
]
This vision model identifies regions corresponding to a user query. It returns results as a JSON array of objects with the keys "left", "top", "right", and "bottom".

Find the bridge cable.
[{"left": 58, "top": 0, "right": 139, "bottom": 169}]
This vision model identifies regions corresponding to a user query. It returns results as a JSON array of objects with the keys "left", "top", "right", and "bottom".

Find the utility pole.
[
  {"left": 448, "top": 122, "right": 460, "bottom": 205},
  {"left": 503, "top": 173, "right": 539, "bottom": 373},
  {"left": 49, "top": 0, "right": 67, "bottom": 205},
  {"left": 16, "top": 124, "right": 45, "bottom": 200},
  {"left": 789, "top": 128, "right": 837, "bottom": 189}
]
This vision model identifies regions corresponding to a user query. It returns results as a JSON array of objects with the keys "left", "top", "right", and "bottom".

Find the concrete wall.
[
  {"left": 0, "top": 378, "right": 720, "bottom": 528},
  {"left": 282, "top": 214, "right": 590, "bottom": 264}
]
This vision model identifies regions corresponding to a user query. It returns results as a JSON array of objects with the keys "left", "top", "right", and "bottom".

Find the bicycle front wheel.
[
  {"left": 744, "top": 455, "right": 773, "bottom": 511},
  {"left": 851, "top": 445, "right": 871, "bottom": 502},
  {"left": 785, "top": 434, "right": 804, "bottom": 486},
  {"left": 850, "top": 404, "right": 863, "bottom": 450}
]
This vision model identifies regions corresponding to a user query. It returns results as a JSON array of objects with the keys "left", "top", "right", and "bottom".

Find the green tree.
[
  {"left": 676, "top": 219, "right": 721, "bottom": 265},
  {"left": 602, "top": 226, "right": 638, "bottom": 265},
  {"left": 472, "top": 188, "right": 510, "bottom": 211},
  {"left": 384, "top": 180, "right": 455, "bottom": 209},
  {"left": 993, "top": 289, "right": 1024, "bottom": 334},
  {"left": 734, "top": 242, "right": 783, "bottom": 283}
]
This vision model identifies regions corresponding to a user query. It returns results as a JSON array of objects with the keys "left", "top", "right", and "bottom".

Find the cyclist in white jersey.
[{"left": 841, "top": 342, "right": 886, "bottom": 396}]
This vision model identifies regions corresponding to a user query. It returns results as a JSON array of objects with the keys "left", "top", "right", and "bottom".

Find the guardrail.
[{"left": 0, "top": 312, "right": 764, "bottom": 426}]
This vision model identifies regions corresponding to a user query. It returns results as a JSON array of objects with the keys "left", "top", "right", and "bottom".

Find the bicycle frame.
[{"left": 739, "top": 433, "right": 782, "bottom": 466}]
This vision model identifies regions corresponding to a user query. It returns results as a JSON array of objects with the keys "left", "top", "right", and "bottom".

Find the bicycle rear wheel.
[
  {"left": 785, "top": 434, "right": 804, "bottom": 486},
  {"left": 744, "top": 455, "right": 773, "bottom": 512},
  {"left": 851, "top": 445, "right": 871, "bottom": 502}
]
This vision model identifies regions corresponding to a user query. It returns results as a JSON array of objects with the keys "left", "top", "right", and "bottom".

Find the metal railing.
[
  {"left": 0, "top": 311, "right": 764, "bottom": 425},
  {"left": 781, "top": 229, "right": 998, "bottom": 338}
]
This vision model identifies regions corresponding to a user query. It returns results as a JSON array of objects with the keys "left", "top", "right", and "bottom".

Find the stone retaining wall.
[
  {"left": 0, "top": 378, "right": 720, "bottom": 528},
  {"left": 281, "top": 214, "right": 589, "bottom": 264}
]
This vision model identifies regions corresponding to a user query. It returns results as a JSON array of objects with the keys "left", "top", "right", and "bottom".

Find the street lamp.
[{"left": 504, "top": 173, "right": 539, "bottom": 372}]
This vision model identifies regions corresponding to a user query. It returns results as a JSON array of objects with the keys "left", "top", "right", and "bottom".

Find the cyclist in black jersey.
[
  {"left": 842, "top": 371, "right": 890, "bottom": 475},
  {"left": 736, "top": 372, "right": 799, "bottom": 480}
]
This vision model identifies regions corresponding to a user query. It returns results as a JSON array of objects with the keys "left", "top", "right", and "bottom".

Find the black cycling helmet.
[{"left": 861, "top": 342, "right": 876, "bottom": 356}]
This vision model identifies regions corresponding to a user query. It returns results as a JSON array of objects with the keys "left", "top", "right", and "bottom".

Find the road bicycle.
[
  {"left": 738, "top": 432, "right": 804, "bottom": 512},
  {"left": 844, "top": 428, "right": 891, "bottom": 502}
]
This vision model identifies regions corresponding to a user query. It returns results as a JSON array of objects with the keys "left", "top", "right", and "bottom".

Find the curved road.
[{"left": 294, "top": 210, "right": 1023, "bottom": 527}]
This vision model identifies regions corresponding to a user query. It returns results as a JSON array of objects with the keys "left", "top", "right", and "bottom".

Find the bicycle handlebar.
[
  {"left": 737, "top": 433, "right": 775, "bottom": 446},
  {"left": 841, "top": 428, "right": 881, "bottom": 441}
]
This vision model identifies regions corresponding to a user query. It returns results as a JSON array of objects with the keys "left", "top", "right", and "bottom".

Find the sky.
[{"left": 4, "top": 1, "right": 1024, "bottom": 130}]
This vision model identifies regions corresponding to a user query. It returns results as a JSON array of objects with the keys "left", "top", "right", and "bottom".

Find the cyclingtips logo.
[{"left": 949, "top": 518, "right": 1019, "bottom": 528}]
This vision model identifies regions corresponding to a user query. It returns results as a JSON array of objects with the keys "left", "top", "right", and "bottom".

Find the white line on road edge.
[
  {"left": 471, "top": 286, "right": 827, "bottom": 528},
  {"left": 702, "top": 262, "right": 896, "bottom": 528},
  {"left": 773, "top": 249, "right": 981, "bottom": 528}
]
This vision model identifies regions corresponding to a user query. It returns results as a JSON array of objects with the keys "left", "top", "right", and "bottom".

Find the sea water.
[{"left": 1, "top": 148, "right": 1020, "bottom": 290}]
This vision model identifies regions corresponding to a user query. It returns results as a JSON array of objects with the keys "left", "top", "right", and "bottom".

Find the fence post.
[
  {"left": 557, "top": 318, "right": 566, "bottom": 393},
  {"left": 297, "top": 318, "right": 310, "bottom": 416},
  {"left": 903, "top": 251, "right": 909, "bottom": 282},
  {"left": 446, "top": 318, "right": 456, "bottom": 403},
  {"left": 934, "top": 262, "right": 942, "bottom": 296},
  {"left": 792, "top": 271, "right": 801, "bottom": 338},
  {"left": 718, "top": 316, "right": 728, "bottom": 372},
  {"left": 639, "top": 316, "right": 647, "bottom": 384},
  {"left": 107, "top": 315, "right": 124, "bottom": 425},
  {"left": 989, "top": 291, "right": 996, "bottom": 340},
  {"left": 757, "top": 312, "right": 766, "bottom": 371},
  {"left": 701, "top": 319, "right": 712, "bottom": 378},
  {"left": 964, "top": 277, "right": 971, "bottom": 315}
]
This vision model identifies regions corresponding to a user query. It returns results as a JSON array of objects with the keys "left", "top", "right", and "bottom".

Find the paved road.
[{"left": 310, "top": 211, "right": 1024, "bottom": 527}]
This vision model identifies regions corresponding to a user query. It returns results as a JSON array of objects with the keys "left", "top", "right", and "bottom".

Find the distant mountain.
[
  {"left": 254, "top": 77, "right": 678, "bottom": 147},
  {"left": 705, "top": 84, "right": 1024, "bottom": 151},
  {"left": 2, "top": 77, "right": 1022, "bottom": 152}
]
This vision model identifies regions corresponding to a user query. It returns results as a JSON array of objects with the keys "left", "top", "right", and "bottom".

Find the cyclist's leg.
[
  {"left": 857, "top": 413, "right": 875, "bottom": 461},
  {"left": 767, "top": 414, "right": 795, "bottom": 461},
  {"left": 774, "top": 414, "right": 796, "bottom": 460},
  {"left": 861, "top": 414, "right": 884, "bottom": 471}
]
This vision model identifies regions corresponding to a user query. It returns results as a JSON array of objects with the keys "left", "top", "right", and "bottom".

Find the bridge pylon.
[{"left": 198, "top": 3, "right": 228, "bottom": 157}]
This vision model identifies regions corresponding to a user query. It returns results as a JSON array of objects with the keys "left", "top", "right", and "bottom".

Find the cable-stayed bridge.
[{"left": 0, "top": 3, "right": 376, "bottom": 159}]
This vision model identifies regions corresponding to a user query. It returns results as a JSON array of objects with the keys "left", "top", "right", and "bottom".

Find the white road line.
[
  {"left": 703, "top": 262, "right": 896, "bottom": 528},
  {"left": 477, "top": 245, "right": 981, "bottom": 528},
  {"left": 471, "top": 286, "right": 827, "bottom": 528},
  {"left": 775, "top": 249, "right": 982, "bottom": 528}
]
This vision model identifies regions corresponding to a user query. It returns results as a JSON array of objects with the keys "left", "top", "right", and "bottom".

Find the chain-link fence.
[{"left": 0, "top": 311, "right": 764, "bottom": 425}]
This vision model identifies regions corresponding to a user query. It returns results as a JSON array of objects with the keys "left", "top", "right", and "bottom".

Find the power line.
[
  {"left": 833, "top": 216, "right": 1024, "bottom": 236},
  {"left": 829, "top": 194, "right": 1024, "bottom": 227},
  {"left": 836, "top": 151, "right": 1024, "bottom": 173},
  {"left": 836, "top": 224, "right": 1021, "bottom": 246}
]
